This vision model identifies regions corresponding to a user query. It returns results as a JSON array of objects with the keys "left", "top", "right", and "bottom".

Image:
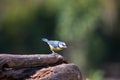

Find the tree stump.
[{"left": 0, "top": 53, "right": 83, "bottom": 80}]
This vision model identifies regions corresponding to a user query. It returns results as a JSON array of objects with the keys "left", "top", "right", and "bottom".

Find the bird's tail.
[{"left": 42, "top": 38, "right": 49, "bottom": 42}]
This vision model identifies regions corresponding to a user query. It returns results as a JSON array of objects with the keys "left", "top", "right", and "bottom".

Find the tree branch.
[{"left": 0, "top": 53, "right": 66, "bottom": 69}]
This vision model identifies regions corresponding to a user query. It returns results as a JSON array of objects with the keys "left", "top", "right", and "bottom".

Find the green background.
[{"left": 0, "top": 0, "right": 120, "bottom": 79}]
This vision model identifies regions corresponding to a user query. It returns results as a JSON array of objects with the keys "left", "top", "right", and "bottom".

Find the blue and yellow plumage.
[{"left": 42, "top": 38, "right": 67, "bottom": 54}]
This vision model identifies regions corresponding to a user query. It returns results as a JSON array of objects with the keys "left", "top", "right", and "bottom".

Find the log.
[
  {"left": 0, "top": 64, "right": 83, "bottom": 80},
  {"left": 0, "top": 54, "right": 83, "bottom": 80},
  {"left": 0, "top": 53, "right": 66, "bottom": 69}
]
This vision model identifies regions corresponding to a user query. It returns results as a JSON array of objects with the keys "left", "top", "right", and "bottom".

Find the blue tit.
[{"left": 42, "top": 38, "right": 67, "bottom": 54}]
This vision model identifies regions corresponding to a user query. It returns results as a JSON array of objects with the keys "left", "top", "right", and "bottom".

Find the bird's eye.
[
  {"left": 62, "top": 44, "right": 66, "bottom": 46},
  {"left": 62, "top": 43, "right": 66, "bottom": 46}
]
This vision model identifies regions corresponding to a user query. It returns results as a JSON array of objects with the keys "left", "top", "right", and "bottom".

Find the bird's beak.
[{"left": 64, "top": 45, "right": 67, "bottom": 48}]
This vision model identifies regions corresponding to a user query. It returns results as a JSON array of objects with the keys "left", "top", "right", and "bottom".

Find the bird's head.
[{"left": 58, "top": 41, "right": 67, "bottom": 48}]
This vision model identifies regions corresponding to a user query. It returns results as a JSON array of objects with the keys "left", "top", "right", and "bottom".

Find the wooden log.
[
  {"left": 0, "top": 54, "right": 83, "bottom": 80},
  {"left": 0, "top": 64, "right": 83, "bottom": 80},
  {"left": 0, "top": 53, "right": 66, "bottom": 69},
  {"left": 29, "top": 64, "right": 83, "bottom": 80}
]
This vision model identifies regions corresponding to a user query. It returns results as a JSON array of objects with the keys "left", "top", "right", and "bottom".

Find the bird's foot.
[
  {"left": 51, "top": 52, "right": 63, "bottom": 60},
  {"left": 51, "top": 51, "right": 58, "bottom": 55}
]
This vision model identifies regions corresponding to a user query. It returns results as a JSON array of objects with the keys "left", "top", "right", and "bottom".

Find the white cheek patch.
[{"left": 59, "top": 44, "right": 64, "bottom": 48}]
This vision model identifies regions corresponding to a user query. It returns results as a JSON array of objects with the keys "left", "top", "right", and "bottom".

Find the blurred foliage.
[
  {"left": 0, "top": 0, "right": 120, "bottom": 78},
  {"left": 56, "top": 0, "right": 102, "bottom": 69},
  {"left": 0, "top": 0, "right": 56, "bottom": 53},
  {"left": 88, "top": 70, "right": 103, "bottom": 80}
]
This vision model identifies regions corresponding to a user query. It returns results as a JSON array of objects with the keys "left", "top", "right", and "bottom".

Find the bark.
[
  {"left": 0, "top": 53, "right": 66, "bottom": 69},
  {"left": 0, "top": 53, "right": 83, "bottom": 80}
]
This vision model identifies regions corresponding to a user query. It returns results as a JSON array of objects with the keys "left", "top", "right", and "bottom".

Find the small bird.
[{"left": 42, "top": 38, "right": 67, "bottom": 54}]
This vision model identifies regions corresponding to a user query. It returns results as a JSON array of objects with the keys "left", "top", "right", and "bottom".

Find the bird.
[{"left": 42, "top": 38, "right": 67, "bottom": 54}]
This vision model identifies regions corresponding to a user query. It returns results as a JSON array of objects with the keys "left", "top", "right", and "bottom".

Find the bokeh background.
[{"left": 0, "top": 0, "right": 120, "bottom": 80}]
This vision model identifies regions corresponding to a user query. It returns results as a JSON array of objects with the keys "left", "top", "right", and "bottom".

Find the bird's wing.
[{"left": 48, "top": 41, "right": 59, "bottom": 47}]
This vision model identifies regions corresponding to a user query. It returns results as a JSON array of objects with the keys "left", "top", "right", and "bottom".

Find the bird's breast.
[
  {"left": 49, "top": 45, "right": 62, "bottom": 51},
  {"left": 53, "top": 47, "right": 63, "bottom": 51}
]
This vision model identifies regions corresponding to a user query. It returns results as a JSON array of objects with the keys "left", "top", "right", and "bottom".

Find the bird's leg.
[
  {"left": 50, "top": 47, "right": 58, "bottom": 54},
  {"left": 51, "top": 51, "right": 59, "bottom": 55},
  {"left": 51, "top": 50, "right": 55, "bottom": 54}
]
